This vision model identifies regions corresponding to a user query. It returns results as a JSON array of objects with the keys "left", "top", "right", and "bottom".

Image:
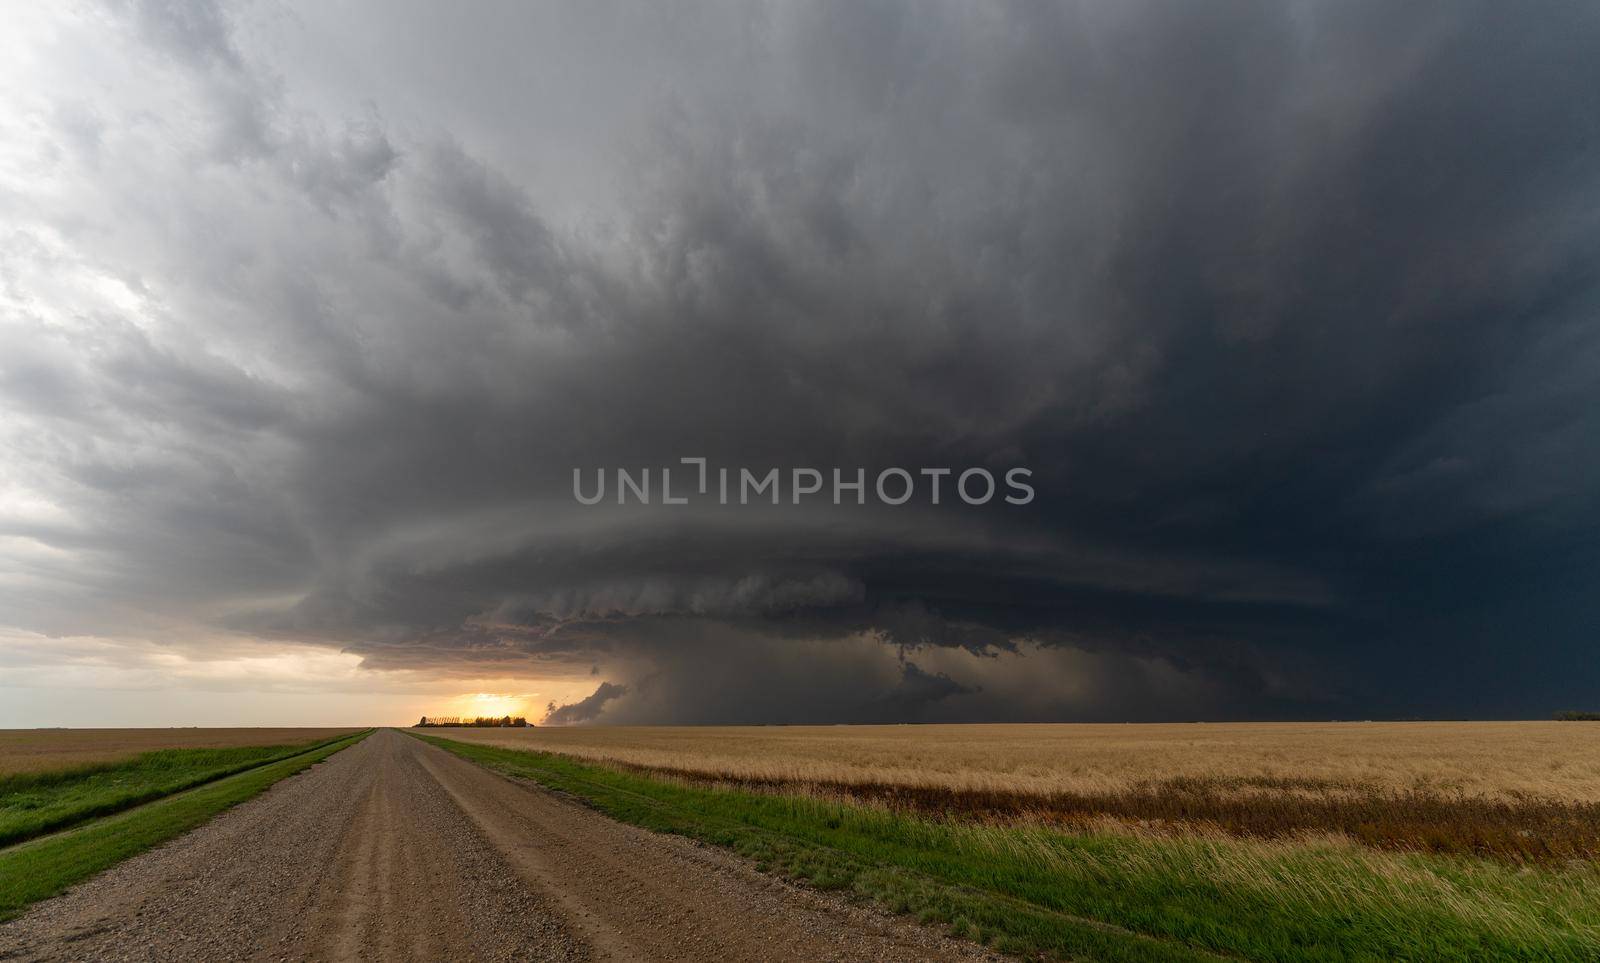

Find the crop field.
[
  {"left": 427, "top": 722, "right": 1600, "bottom": 799},
  {"left": 427, "top": 731, "right": 1600, "bottom": 961},
  {"left": 0, "top": 731, "right": 362, "bottom": 848},
  {"left": 424, "top": 723, "right": 1600, "bottom": 960},
  {"left": 5, "top": 723, "right": 1596, "bottom": 960},
  {"left": 436, "top": 722, "right": 1600, "bottom": 861},
  {"left": 0, "top": 729, "right": 359, "bottom": 777},
  {"left": 0, "top": 730, "right": 371, "bottom": 922}
]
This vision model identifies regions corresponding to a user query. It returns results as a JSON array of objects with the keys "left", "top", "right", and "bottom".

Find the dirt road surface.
[{"left": 0, "top": 729, "right": 998, "bottom": 962}]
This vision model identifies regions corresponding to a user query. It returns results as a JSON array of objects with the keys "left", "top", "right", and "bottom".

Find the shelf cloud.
[{"left": 3, "top": 1, "right": 1598, "bottom": 724}]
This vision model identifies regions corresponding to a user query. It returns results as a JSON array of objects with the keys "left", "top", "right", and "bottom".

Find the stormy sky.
[{"left": 2, "top": 0, "right": 1598, "bottom": 726}]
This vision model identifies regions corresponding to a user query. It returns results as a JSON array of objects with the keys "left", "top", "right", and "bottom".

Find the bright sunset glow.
[{"left": 445, "top": 693, "right": 533, "bottom": 720}]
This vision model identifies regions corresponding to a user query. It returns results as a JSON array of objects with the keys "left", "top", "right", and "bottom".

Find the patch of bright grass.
[
  {"left": 0, "top": 730, "right": 370, "bottom": 921},
  {"left": 0, "top": 733, "right": 361, "bottom": 847},
  {"left": 418, "top": 733, "right": 1600, "bottom": 962}
]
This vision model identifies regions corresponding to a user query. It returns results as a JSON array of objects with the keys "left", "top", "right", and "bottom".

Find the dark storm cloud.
[
  {"left": 545, "top": 681, "right": 629, "bottom": 726},
  {"left": 2, "top": 0, "right": 1598, "bottom": 721}
]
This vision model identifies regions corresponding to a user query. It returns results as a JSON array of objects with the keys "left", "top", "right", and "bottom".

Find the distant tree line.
[
  {"left": 1554, "top": 711, "right": 1600, "bottom": 721},
  {"left": 415, "top": 715, "right": 531, "bottom": 727}
]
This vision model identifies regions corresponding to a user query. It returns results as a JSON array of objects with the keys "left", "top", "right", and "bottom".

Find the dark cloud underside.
[{"left": 2, "top": 0, "right": 1598, "bottom": 722}]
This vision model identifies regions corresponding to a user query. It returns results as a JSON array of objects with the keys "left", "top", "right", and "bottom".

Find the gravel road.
[{"left": 0, "top": 729, "right": 999, "bottom": 962}]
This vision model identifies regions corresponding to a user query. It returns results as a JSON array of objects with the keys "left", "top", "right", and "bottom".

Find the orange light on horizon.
[{"left": 443, "top": 692, "right": 532, "bottom": 720}]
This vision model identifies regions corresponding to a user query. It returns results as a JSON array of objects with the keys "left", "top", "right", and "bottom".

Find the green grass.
[
  {"left": 417, "top": 733, "right": 1600, "bottom": 963},
  {"left": 0, "top": 734, "right": 360, "bottom": 848},
  {"left": 0, "top": 729, "right": 370, "bottom": 921}
]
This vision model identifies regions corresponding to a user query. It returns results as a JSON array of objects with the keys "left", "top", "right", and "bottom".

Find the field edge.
[
  {"left": 0, "top": 731, "right": 369, "bottom": 848},
  {"left": 0, "top": 728, "right": 373, "bottom": 922},
  {"left": 414, "top": 730, "right": 1232, "bottom": 963},
  {"left": 413, "top": 730, "right": 1600, "bottom": 963}
]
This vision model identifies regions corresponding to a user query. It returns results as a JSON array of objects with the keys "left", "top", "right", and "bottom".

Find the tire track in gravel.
[{"left": 0, "top": 730, "right": 998, "bottom": 962}]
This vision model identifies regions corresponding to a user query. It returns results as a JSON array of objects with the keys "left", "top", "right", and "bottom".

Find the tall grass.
[{"left": 605, "top": 766, "right": 1600, "bottom": 862}]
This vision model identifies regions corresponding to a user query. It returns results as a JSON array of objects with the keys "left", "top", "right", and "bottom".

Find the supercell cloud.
[{"left": 2, "top": 1, "right": 1599, "bottom": 724}]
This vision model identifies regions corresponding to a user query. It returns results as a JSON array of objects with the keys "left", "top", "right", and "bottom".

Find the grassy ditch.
[
  {"left": 419, "top": 733, "right": 1600, "bottom": 963},
  {"left": 0, "top": 732, "right": 362, "bottom": 847},
  {"left": 0, "top": 729, "right": 370, "bottom": 921}
]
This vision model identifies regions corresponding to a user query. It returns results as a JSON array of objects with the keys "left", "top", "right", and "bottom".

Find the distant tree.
[
  {"left": 414, "top": 713, "right": 529, "bottom": 727},
  {"left": 1556, "top": 710, "right": 1600, "bottom": 721}
]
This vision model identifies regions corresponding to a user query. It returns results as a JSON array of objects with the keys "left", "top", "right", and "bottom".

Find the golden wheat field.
[
  {"left": 435, "top": 721, "right": 1600, "bottom": 861},
  {"left": 433, "top": 721, "right": 1600, "bottom": 801},
  {"left": 0, "top": 728, "right": 360, "bottom": 776}
]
